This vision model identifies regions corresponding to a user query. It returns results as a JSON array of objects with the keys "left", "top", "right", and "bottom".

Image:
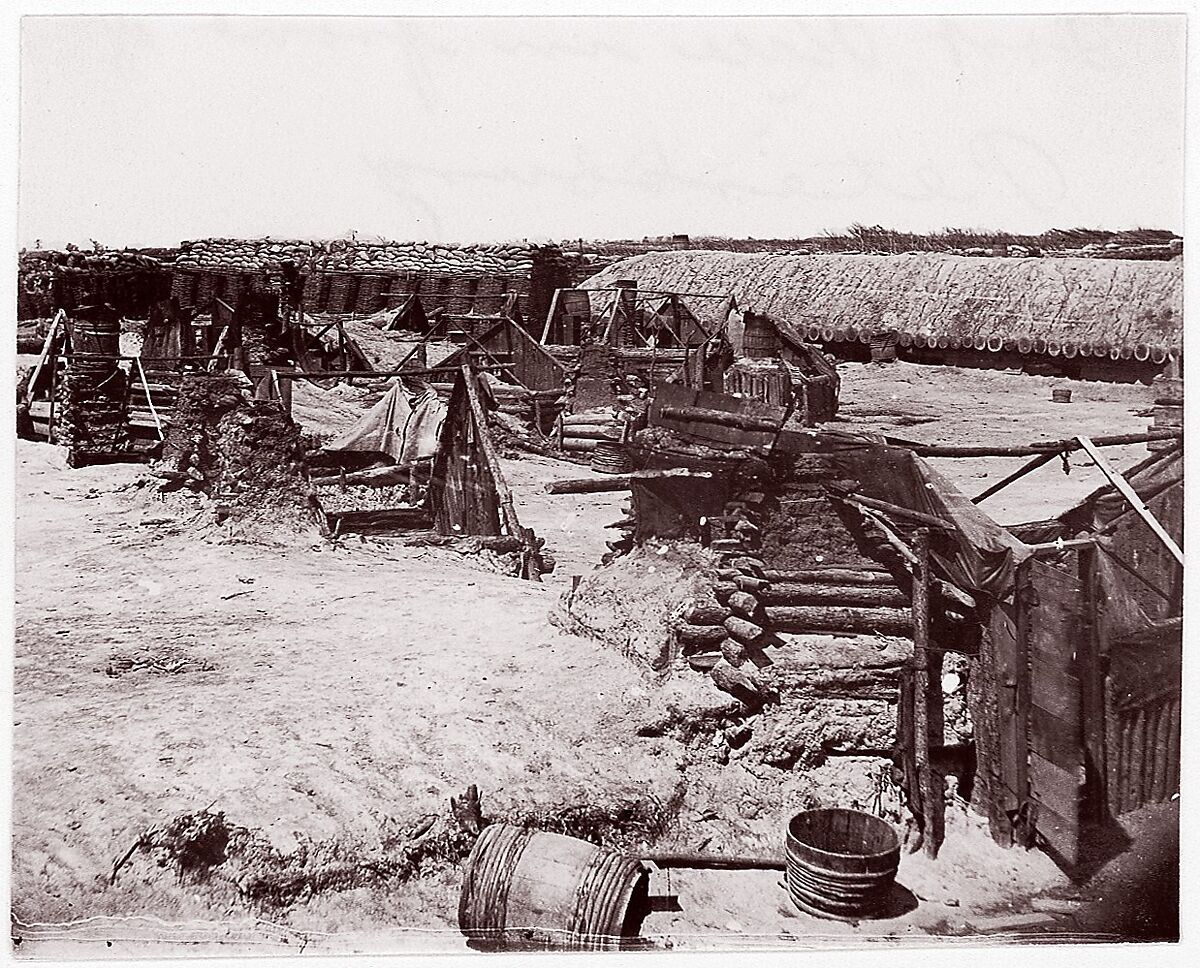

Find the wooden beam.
[
  {"left": 24, "top": 309, "right": 65, "bottom": 406},
  {"left": 544, "top": 468, "right": 713, "bottom": 494},
  {"left": 838, "top": 492, "right": 952, "bottom": 531},
  {"left": 912, "top": 528, "right": 943, "bottom": 858},
  {"left": 971, "top": 451, "right": 1060, "bottom": 504},
  {"left": 133, "top": 356, "right": 165, "bottom": 441},
  {"left": 1096, "top": 477, "right": 1182, "bottom": 536},
  {"left": 1074, "top": 435, "right": 1183, "bottom": 566},
  {"left": 897, "top": 429, "right": 1182, "bottom": 458},
  {"left": 1094, "top": 542, "right": 1175, "bottom": 604},
  {"left": 1026, "top": 537, "right": 1100, "bottom": 556},
  {"left": 275, "top": 365, "right": 505, "bottom": 380},
  {"left": 658, "top": 405, "right": 783, "bottom": 432}
]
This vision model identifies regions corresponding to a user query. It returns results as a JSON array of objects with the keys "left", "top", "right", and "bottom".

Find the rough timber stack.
[
  {"left": 583, "top": 251, "right": 1184, "bottom": 381},
  {"left": 169, "top": 238, "right": 583, "bottom": 325}
]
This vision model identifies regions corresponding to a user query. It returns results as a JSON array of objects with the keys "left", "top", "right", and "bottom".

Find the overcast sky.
[{"left": 17, "top": 14, "right": 1186, "bottom": 248}]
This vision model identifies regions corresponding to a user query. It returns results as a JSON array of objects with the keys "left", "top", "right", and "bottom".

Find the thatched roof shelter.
[{"left": 584, "top": 252, "right": 1183, "bottom": 362}]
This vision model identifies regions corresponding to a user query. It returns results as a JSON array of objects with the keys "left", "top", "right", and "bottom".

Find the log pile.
[
  {"left": 558, "top": 410, "right": 620, "bottom": 457},
  {"left": 56, "top": 361, "right": 129, "bottom": 466},
  {"left": 668, "top": 474, "right": 918, "bottom": 715}
]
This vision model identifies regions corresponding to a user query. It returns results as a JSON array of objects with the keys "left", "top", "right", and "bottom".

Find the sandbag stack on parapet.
[
  {"left": 170, "top": 238, "right": 584, "bottom": 324},
  {"left": 18, "top": 249, "right": 172, "bottom": 320}
]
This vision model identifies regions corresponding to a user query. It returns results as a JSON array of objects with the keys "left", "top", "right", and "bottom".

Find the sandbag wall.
[
  {"left": 170, "top": 239, "right": 583, "bottom": 325},
  {"left": 19, "top": 251, "right": 172, "bottom": 320}
]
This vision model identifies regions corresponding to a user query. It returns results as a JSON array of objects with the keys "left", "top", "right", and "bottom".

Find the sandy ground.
[
  {"left": 833, "top": 361, "right": 1161, "bottom": 524},
  {"left": 10, "top": 361, "right": 1177, "bottom": 956}
]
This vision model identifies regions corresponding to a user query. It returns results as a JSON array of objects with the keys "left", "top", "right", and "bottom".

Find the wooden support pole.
[
  {"left": 640, "top": 851, "right": 786, "bottom": 871},
  {"left": 134, "top": 356, "right": 164, "bottom": 441},
  {"left": 1075, "top": 435, "right": 1183, "bottom": 566},
  {"left": 912, "top": 529, "right": 943, "bottom": 858},
  {"left": 971, "top": 450, "right": 1060, "bottom": 504},
  {"left": 839, "top": 492, "right": 952, "bottom": 531}
]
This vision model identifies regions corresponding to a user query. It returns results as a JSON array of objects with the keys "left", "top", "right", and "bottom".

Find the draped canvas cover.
[{"left": 324, "top": 380, "right": 446, "bottom": 466}]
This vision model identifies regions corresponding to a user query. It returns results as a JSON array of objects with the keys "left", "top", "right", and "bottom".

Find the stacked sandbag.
[
  {"left": 170, "top": 238, "right": 582, "bottom": 323},
  {"left": 18, "top": 249, "right": 172, "bottom": 320},
  {"left": 174, "top": 238, "right": 544, "bottom": 276}
]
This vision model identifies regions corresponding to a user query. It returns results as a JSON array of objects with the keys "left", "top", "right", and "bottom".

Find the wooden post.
[
  {"left": 912, "top": 528, "right": 943, "bottom": 858},
  {"left": 1077, "top": 544, "right": 1107, "bottom": 822},
  {"left": 47, "top": 352, "right": 58, "bottom": 445}
]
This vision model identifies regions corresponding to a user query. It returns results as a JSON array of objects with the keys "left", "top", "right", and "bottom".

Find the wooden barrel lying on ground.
[
  {"left": 459, "top": 823, "right": 649, "bottom": 951},
  {"left": 785, "top": 808, "right": 900, "bottom": 921}
]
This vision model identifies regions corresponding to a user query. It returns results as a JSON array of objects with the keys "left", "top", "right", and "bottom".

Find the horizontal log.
[
  {"left": 896, "top": 428, "right": 1182, "bottom": 458},
  {"left": 764, "top": 605, "right": 912, "bottom": 635},
  {"left": 761, "top": 568, "right": 894, "bottom": 585},
  {"left": 658, "top": 404, "right": 783, "bottom": 433},
  {"left": 676, "top": 623, "right": 728, "bottom": 647},
  {"left": 759, "top": 583, "right": 910, "bottom": 608},
  {"left": 561, "top": 438, "right": 599, "bottom": 452},
  {"left": 724, "top": 615, "right": 766, "bottom": 644},
  {"left": 311, "top": 465, "right": 409, "bottom": 488},
  {"left": 561, "top": 426, "right": 617, "bottom": 441},
  {"left": 385, "top": 533, "right": 525, "bottom": 552},
  {"left": 685, "top": 603, "right": 732, "bottom": 625},
  {"left": 562, "top": 413, "right": 619, "bottom": 427},
  {"left": 544, "top": 468, "right": 713, "bottom": 494},
  {"left": 734, "top": 576, "right": 768, "bottom": 593}
]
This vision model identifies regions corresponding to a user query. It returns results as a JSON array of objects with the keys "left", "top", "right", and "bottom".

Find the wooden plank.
[
  {"left": 324, "top": 507, "right": 433, "bottom": 534},
  {"left": 1077, "top": 545, "right": 1107, "bottom": 822},
  {"left": 1029, "top": 752, "right": 1085, "bottom": 824},
  {"left": 1029, "top": 705, "right": 1085, "bottom": 770},
  {"left": 1030, "top": 657, "right": 1079, "bottom": 722},
  {"left": 1075, "top": 435, "right": 1183, "bottom": 566},
  {"left": 1029, "top": 801, "right": 1080, "bottom": 868}
]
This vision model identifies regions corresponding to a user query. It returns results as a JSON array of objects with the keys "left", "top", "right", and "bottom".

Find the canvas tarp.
[{"left": 323, "top": 380, "right": 446, "bottom": 466}]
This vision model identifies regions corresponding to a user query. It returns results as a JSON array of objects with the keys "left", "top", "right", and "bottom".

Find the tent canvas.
[{"left": 323, "top": 380, "right": 446, "bottom": 466}]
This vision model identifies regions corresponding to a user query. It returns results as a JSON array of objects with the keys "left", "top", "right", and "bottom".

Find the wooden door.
[{"left": 1018, "top": 558, "right": 1087, "bottom": 866}]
